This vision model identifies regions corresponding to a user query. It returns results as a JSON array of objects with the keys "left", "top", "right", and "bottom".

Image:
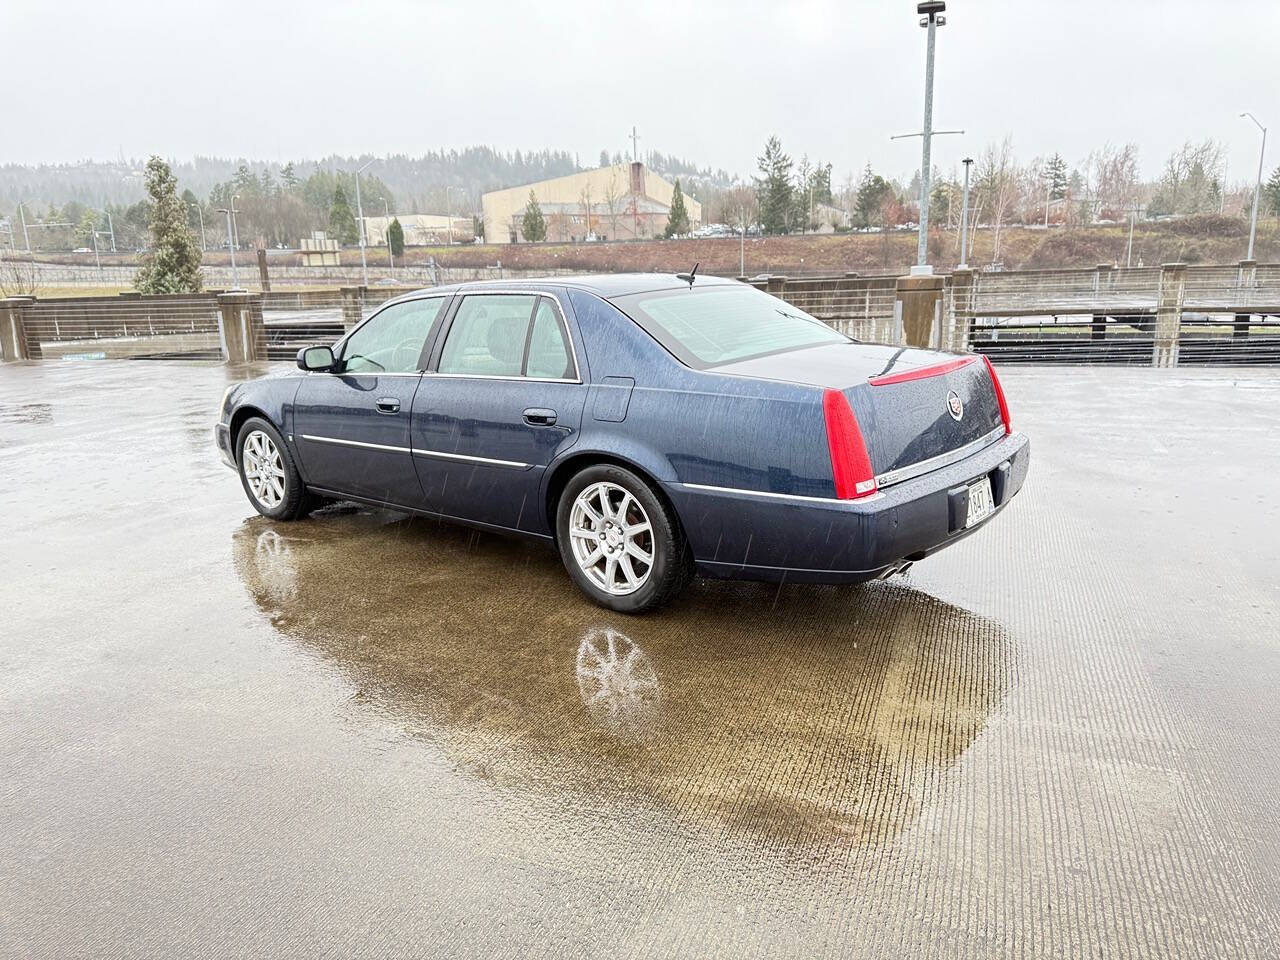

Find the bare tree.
[
  {"left": 1148, "top": 140, "right": 1225, "bottom": 217},
  {"left": 601, "top": 173, "right": 622, "bottom": 240},
  {"left": 976, "top": 137, "right": 1020, "bottom": 262},
  {"left": 0, "top": 257, "right": 39, "bottom": 297},
  {"left": 1085, "top": 142, "right": 1140, "bottom": 220},
  {"left": 578, "top": 184, "right": 593, "bottom": 239}
]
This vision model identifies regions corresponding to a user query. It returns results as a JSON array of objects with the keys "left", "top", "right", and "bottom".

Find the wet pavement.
[{"left": 2, "top": 360, "right": 1279, "bottom": 958}]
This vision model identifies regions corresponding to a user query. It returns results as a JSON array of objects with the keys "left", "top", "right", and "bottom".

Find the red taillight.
[
  {"left": 822, "top": 389, "right": 878, "bottom": 499},
  {"left": 982, "top": 354, "right": 1012, "bottom": 435}
]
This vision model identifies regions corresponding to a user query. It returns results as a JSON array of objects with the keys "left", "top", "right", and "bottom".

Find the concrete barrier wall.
[{"left": 8, "top": 262, "right": 1280, "bottom": 367}]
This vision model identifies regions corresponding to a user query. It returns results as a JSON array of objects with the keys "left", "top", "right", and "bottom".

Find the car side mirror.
[{"left": 297, "top": 345, "right": 336, "bottom": 371}]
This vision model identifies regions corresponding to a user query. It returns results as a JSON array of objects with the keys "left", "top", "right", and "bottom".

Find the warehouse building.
[
  {"left": 481, "top": 162, "right": 701, "bottom": 244},
  {"left": 361, "top": 214, "right": 474, "bottom": 246}
]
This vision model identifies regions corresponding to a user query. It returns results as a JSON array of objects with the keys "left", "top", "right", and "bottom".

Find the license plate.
[{"left": 965, "top": 477, "right": 995, "bottom": 528}]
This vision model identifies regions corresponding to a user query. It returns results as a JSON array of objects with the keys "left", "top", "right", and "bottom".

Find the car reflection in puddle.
[
  {"left": 575, "top": 627, "right": 662, "bottom": 745},
  {"left": 233, "top": 506, "right": 1014, "bottom": 858}
]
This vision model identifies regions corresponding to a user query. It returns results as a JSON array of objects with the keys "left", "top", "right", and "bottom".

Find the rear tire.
[
  {"left": 556, "top": 464, "right": 690, "bottom": 614},
  {"left": 236, "top": 416, "right": 310, "bottom": 521}
]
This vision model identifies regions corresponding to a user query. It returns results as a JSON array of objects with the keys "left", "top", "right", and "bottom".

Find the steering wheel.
[{"left": 391, "top": 336, "right": 423, "bottom": 371}]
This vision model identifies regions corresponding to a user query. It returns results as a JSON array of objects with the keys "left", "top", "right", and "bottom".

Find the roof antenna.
[{"left": 676, "top": 262, "right": 699, "bottom": 287}]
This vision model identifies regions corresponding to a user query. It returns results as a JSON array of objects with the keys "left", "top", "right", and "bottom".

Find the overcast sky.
[{"left": 5, "top": 0, "right": 1276, "bottom": 184}]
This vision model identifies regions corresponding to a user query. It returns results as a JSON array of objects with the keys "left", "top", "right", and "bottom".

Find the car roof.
[{"left": 392, "top": 272, "right": 741, "bottom": 302}]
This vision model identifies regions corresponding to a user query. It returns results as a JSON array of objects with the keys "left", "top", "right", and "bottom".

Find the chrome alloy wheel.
[
  {"left": 568, "top": 481, "right": 655, "bottom": 596},
  {"left": 242, "top": 430, "right": 286, "bottom": 509}
]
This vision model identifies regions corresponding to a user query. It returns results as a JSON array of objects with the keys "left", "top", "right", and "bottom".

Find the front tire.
[
  {"left": 556, "top": 464, "right": 689, "bottom": 613},
  {"left": 236, "top": 417, "right": 309, "bottom": 521}
]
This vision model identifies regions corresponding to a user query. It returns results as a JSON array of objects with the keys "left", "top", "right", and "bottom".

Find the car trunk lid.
[
  {"left": 850, "top": 352, "right": 1004, "bottom": 481},
  {"left": 713, "top": 342, "right": 1006, "bottom": 486}
]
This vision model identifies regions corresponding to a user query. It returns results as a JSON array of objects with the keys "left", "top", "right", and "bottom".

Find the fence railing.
[{"left": 4, "top": 262, "right": 1279, "bottom": 366}]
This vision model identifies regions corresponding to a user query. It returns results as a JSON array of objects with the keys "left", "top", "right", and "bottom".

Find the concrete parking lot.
[{"left": 2, "top": 360, "right": 1278, "bottom": 958}]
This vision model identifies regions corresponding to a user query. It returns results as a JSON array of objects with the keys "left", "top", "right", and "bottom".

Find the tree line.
[{"left": 676, "top": 136, "right": 1280, "bottom": 261}]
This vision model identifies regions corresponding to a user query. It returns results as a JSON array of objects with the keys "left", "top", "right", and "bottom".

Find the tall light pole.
[
  {"left": 189, "top": 201, "right": 206, "bottom": 251},
  {"left": 381, "top": 198, "right": 393, "bottom": 272},
  {"left": 915, "top": 1, "right": 945, "bottom": 271},
  {"left": 216, "top": 203, "right": 240, "bottom": 290},
  {"left": 17, "top": 201, "right": 31, "bottom": 254},
  {"left": 959, "top": 157, "right": 973, "bottom": 269},
  {"left": 354, "top": 159, "right": 374, "bottom": 287},
  {"left": 445, "top": 186, "right": 459, "bottom": 246},
  {"left": 1240, "top": 112, "right": 1267, "bottom": 262},
  {"left": 1126, "top": 205, "right": 1144, "bottom": 269}
]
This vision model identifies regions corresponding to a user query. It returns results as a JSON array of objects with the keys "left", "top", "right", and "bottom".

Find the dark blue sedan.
[{"left": 216, "top": 274, "right": 1029, "bottom": 612}]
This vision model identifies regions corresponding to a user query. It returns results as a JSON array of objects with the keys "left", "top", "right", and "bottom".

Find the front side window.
[
  {"left": 611, "top": 285, "right": 849, "bottom": 369},
  {"left": 436, "top": 294, "right": 575, "bottom": 379},
  {"left": 341, "top": 297, "right": 445, "bottom": 374}
]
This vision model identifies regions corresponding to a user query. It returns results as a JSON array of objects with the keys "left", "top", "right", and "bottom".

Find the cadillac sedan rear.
[{"left": 600, "top": 283, "right": 1031, "bottom": 585}]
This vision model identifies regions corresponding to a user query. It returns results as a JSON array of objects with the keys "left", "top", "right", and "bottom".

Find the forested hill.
[{"left": 0, "top": 147, "right": 736, "bottom": 214}]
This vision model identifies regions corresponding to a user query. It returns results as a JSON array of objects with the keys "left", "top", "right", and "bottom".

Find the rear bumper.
[{"left": 663, "top": 431, "right": 1030, "bottom": 584}]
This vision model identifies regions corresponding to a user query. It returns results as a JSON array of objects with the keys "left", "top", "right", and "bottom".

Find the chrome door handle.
[
  {"left": 375, "top": 397, "right": 401, "bottom": 414},
  {"left": 523, "top": 407, "right": 557, "bottom": 426}
]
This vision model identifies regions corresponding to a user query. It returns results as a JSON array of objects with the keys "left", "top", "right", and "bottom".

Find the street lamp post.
[
  {"left": 17, "top": 201, "right": 31, "bottom": 254},
  {"left": 382, "top": 198, "right": 393, "bottom": 273},
  {"left": 914, "top": 1, "right": 945, "bottom": 271},
  {"left": 739, "top": 205, "right": 746, "bottom": 277},
  {"left": 1240, "top": 112, "right": 1267, "bottom": 262},
  {"left": 190, "top": 201, "right": 206, "bottom": 251},
  {"left": 354, "top": 159, "right": 374, "bottom": 287},
  {"left": 1126, "top": 206, "right": 1144, "bottom": 269},
  {"left": 959, "top": 157, "right": 973, "bottom": 269},
  {"left": 216, "top": 204, "right": 240, "bottom": 290},
  {"left": 445, "top": 186, "right": 458, "bottom": 246}
]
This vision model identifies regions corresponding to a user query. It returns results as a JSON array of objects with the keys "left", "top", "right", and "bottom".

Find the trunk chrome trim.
[
  {"left": 300, "top": 434, "right": 411, "bottom": 454},
  {"left": 413, "top": 449, "right": 529, "bottom": 469},
  {"left": 679, "top": 482, "right": 883, "bottom": 505},
  {"left": 875, "top": 426, "right": 1005, "bottom": 489}
]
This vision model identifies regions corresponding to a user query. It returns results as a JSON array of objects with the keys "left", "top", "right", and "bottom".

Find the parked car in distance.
[{"left": 216, "top": 274, "right": 1029, "bottom": 612}]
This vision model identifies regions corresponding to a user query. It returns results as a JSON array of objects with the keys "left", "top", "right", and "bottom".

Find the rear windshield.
[{"left": 611, "top": 284, "right": 849, "bottom": 369}]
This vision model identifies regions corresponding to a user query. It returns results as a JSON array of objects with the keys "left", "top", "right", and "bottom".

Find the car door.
[
  {"left": 292, "top": 295, "right": 449, "bottom": 508},
  {"left": 412, "top": 292, "right": 586, "bottom": 534}
]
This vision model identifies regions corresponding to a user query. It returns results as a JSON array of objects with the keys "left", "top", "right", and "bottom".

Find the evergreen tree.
[
  {"left": 755, "top": 135, "right": 793, "bottom": 235},
  {"left": 328, "top": 185, "right": 358, "bottom": 244},
  {"left": 853, "top": 164, "right": 894, "bottom": 229},
  {"left": 134, "top": 156, "right": 202, "bottom": 294},
  {"left": 1264, "top": 165, "right": 1280, "bottom": 218},
  {"left": 1045, "top": 153, "right": 1069, "bottom": 200},
  {"left": 280, "top": 162, "right": 299, "bottom": 189},
  {"left": 181, "top": 188, "right": 201, "bottom": 232},
  {"left": 521, "top": 190, "right": 547, "bottom": 242},
  {"left": 664, "top": 179, "right": 690, "bottom": 237},
  {"left": 387, "top": 217, "right": 405, "bottom": 257},
  {"left": 811, "top": 162, "right": 834, "bottom": 206}
]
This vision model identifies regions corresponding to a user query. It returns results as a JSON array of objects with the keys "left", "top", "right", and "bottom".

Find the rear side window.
[
  {"left": 526, "top": 298, "right": 573, "bottom": 379},
  {"left": 438, "top": 295, "right": 535, "bottom": 377},
  {"left": 612, "top": 285, "right": 848, "bottom": 369},
  {"left": 437, "top": 294, "right": 575, "bottom": 379}
]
